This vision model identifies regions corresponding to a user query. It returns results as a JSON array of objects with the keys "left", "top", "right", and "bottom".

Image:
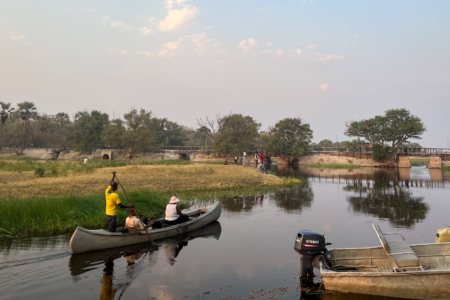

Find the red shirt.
[{"left": 260, "top": 154, "right": 264, "bottom": 161}]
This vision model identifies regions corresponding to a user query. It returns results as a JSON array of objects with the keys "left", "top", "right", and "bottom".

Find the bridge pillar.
[
  {"left": 427, "top": 157, "right": 442, "bottom": 169},
  {"left": 397, "top": 157, "right": 411, "bottom": 168}
]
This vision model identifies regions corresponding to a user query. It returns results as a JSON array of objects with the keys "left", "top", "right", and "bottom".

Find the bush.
[
  {"left": 372, "top": 144, "right": 394, "bottom": 162},
  {"left": 48, "top": 164, "right": 60, "bottom": 177},
  {"left": 34, "top": 167, "right": 45, "bottom": 177}
]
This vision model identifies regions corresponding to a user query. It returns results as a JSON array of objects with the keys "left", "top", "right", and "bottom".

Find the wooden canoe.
[{"left": 70, "top": 201, "right": 221, "bottom": 254}]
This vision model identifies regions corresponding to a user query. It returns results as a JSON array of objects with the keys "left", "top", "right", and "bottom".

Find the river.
[{"left": 1, "top": 165, "right": 449, "bottom": 300}]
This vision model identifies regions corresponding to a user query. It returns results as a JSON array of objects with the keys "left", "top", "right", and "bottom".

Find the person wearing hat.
[{"left": 164, "top": 196, "right": 190, "bottom": 225}]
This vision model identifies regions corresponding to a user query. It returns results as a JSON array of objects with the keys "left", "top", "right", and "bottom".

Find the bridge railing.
[{"left": 396, "top": 148, "right": 450, "bottom": 156}]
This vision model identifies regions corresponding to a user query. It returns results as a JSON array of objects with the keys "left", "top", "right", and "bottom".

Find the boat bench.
[{"left": 372, "top": 223, "right": 423, "bottom": 271}]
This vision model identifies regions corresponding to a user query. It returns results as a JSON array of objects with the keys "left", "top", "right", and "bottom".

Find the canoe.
[
  {"left": 70, "top": 201, "right": 221, "bottom": 254},
  {"left": 319, "top": 224, "right": 450, "bottom": 299},
  {"left": 69, "top": 221, "right": 222, "bottom": 276}
]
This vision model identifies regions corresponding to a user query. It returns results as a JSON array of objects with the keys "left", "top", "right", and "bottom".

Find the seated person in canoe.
[
  {"left": 164, "top": 196, "right": 190, "bottom": 225},
  {"left": 125, "top": 209, "right": 155, "bottom": 233},
  {"left": 105, "top": 172, "right": 134, "bottom": 232}
]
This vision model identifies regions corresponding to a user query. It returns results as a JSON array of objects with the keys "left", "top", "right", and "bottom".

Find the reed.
[{"left": 0, "top": 190, "right": 173, "bottom": 237}]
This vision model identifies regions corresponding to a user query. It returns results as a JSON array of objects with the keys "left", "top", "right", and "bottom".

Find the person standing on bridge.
[{"left": 242, "top": 151, "right": 247, "bottom": 166}]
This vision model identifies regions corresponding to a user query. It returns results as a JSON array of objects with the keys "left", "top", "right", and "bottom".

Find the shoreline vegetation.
[
  {"left": 302, "top": 163, "right": 362, "bottom": 170},
  {"left": 0, "top": 162, "right": 300, "bottom": 237}
]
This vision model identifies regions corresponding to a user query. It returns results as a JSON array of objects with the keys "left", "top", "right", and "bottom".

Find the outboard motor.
[{"left": 294, "top": 230, "right": 331, "bottom": 284}]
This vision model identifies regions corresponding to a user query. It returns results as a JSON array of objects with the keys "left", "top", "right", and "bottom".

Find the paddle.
[{"left": 113, "top": 172, "right": 153, "bottom": 243}]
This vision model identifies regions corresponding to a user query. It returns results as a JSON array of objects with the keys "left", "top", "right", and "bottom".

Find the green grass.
[
  {"left": 303, "top": 163, "right": 362, "bottom": 170},
  {"left": 0, "top": 190, "right": 173, "bottom": 237},
  {"left": 409, "top": 158, "right": 430, "bottom": 164},
  {"left": 443, "top": 166, "right": 450, "bottom": 171},
  {"left": 0, "top": 159, "right": 192, "bottom": 176},
  {"left": 0, "top": 177, "right": 301, "bottom": 237}
]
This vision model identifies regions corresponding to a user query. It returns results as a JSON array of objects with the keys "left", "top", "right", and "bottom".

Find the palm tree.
[
  {"left": 0, "top": 102, "right": 15, "bottom": 127},
  {"left": 17, "top": 101, "right": 38, "bottom": 123},
  {"left": 16, "top": 102, "right": 38, "bottom": 152}
]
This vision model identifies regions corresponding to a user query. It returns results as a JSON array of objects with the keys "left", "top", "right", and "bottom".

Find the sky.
[{"left": 1, "top": 0, "right": 450, "bottom": 146}]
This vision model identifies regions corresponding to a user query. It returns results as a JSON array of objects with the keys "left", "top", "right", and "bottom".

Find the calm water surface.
[{"left": 1, "top": 165, "right": 450, "bottom": 300}]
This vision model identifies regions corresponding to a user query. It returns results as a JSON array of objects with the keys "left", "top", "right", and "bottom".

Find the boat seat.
[{"left": 372, "top": 223, "right": 422, "bottom": 270}]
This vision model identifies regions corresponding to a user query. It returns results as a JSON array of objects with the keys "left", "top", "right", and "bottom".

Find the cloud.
[
  {"left": 238, "top": 38, "right": 258, "bottom": 51},
  {"left": 315, "top": 53, "right": 343, "bottom": 61},
  {"left": 10, "top": 35, "right": 27, "bottom": 41},
  {"left": 319, "top": 84, "right": 329, "bottom": 91},
  {"left": 159, "top": 6, "right": 199, "bottom": 31},
  {"left": 166, "top": 0, "right": 189, "bottom": 9},
  {"left": 295, "top": 49, "right": 303, "bottom": 55},
  {"left": 267, "top": 42, "right": 272, "bottom": 46},
  {"left": 275, "top": 49, "right": 284, "bottom": 56},
  {"left": 135, "top": 51, "right": 154, "bottom": 57},
  {"left": 187, "top": 33, "right": 225, "bottom": 55},
  {"left": 103, "top": 45, "right": 128, "bottom": 54},
  {"left": 261, "top": 50, "right": 273, "bottom": 54},
  {"left": 307, "top": 44, "right": 316, "bottom": 49},
  {"left": 137, "top": 27, "right": 154, "bottom": 35},
  {"left": 103, "top": 16, "right": 130, "bottom": 30},
  {"left": 159, "top": 39, "right": 183, "bottom": 57},
  {"left": 87, "top": 8, "right": 97, "bottom": 13}
]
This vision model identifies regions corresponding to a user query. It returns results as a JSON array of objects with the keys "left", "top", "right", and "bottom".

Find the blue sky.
[{"left": 1, "top": 0, "right": 450, "bottom": 145}]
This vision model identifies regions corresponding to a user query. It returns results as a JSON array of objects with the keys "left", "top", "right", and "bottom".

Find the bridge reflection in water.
[{"left": 273, "top": 165, "right": 448, "bottom": 189}]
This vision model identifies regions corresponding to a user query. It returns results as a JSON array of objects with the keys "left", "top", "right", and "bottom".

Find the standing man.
[
  {"left": 260, "top": 153, "right": 264, "bottom": 165},
  {"left": 255, "top": 153, "right": 259, "bottom": 167},
  {"left": 243, "top": 151, "right": 247, "bottom": 166},
  {"left": 106, "top": 172, "right": 134, "bottom": 232}
]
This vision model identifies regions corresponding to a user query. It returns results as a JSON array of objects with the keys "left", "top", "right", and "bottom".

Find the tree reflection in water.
[
  {"left": 271, "top": 180, "right": 314, "bottom": 214},
  {"left": 345, "top": 171, "right": 429, "bottom": 228}
]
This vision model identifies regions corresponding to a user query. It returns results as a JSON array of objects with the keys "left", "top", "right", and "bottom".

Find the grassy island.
[{"left": 0, "top": 160, "right": 300, "bottom": 237}]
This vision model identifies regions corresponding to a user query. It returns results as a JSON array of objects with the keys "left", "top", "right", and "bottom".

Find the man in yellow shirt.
[{"left": 106, "top": 172, "right": 134, "bottom": 232}]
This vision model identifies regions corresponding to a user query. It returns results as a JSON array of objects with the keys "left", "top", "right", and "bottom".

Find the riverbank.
[
  {"left": 0, "top": 164, "right": 300, "bottom": 236},
  {"left": 303, "top": 163, "right": 362, "bottom": 170}
]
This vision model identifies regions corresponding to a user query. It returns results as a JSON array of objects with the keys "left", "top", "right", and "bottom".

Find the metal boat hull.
[{"left": 321, "top": 243, "right": 450, "bottom": 299}]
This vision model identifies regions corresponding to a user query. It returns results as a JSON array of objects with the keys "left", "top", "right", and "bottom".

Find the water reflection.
[
  {"left": 271, "top": 181, "right": 314, "bottom": 214},
  {"left": 344, "top": 171, "right": 429, "bottom": 228},
  {"left": 70, "top": 221, "right": 221, "bottom": 300}
]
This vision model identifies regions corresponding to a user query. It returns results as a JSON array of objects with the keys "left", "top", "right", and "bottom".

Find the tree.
[
  {"left": 197, "top": 113, "right": 260, "bottom": 153},
  {"left": 0, "top": 102, "right": 15, "bottom": 127},
  {"left": 318, "top": 139, "right": 333, "bottom": 147},
  {"left": 13, "top": 102, "right": 39, "bottom": 152},
  {"left": 345, "top": 109, "right": 426, "bottom": 149},
  {"left": 103, "top": 109, "right": 159, "bottom": 152},
  {"left": 34, "top": 114, "right": 73, "bottom": 149},
  {"left": 262, "top": 118, "right": 313, "bottom": 157},
  {"left": 154, "top": 119, "right": 189, "bottom": 147},
  {"left": 196, "top": 114, "right": 224, "bottom": 147},
  {"left": 102, "top": 119, "right": 127, "bottom": 149},
  {"left": 122, "top": 109, "right": 158, "bottom": 152},
  {"left": 73, "top": 110, "right": 109, "bottom": 153},
  {"left": 406, "top": 142, "right": 422, "bottom": 149},
  {"left": 213, "top": 114, "right": 261, "bottom": 154}
]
